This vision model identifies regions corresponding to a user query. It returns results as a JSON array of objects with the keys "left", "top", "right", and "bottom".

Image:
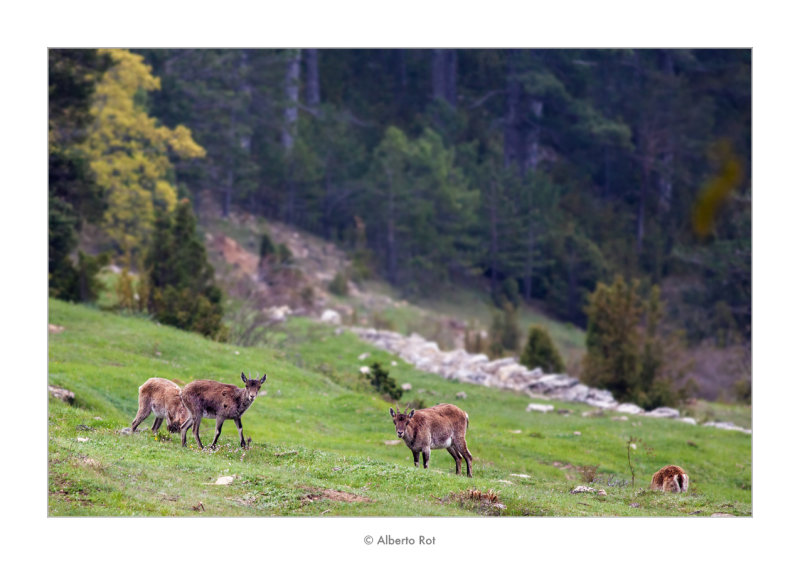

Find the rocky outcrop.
[
  {"left": 48, "top": 385, "right": 75, "bottom": 404},
  {"left": 349, "top": 327, "right": 751, "bottom": 433}
]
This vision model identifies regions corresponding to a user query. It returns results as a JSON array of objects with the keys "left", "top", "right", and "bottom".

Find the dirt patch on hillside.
[{"left": 302, "top": 488, "right": 372, "bottom": 503}]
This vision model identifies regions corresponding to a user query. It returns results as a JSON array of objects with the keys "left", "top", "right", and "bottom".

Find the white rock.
[
  {"left": 703, "top": 421, "right": 752, "bottom": 434},
  {"left": 616, "top": 403, "right": 645, "bottom": 415},
  {"left": 645, "top": 407, "right": 681, "bottom": 419},
  {"left": 359, "top": 366, "right": 371, "bottom": 375},
  {"left": 570, "top": 485, "right": 606, "bottom": 495},
  {"left": 510, "top": 473, "right": 530, "bottom": 478},
  {"left": 358, "top": 352, "right": 370, "bottom": 361},
  {"left": 526, "top": 403, "right": 554, "bottom": 413},
  {"left": 320, "top": 309, "right": 342, "bottom": 325},
  {"left": 77, "top": 437, "right": 89, "bottom": 442},
  {"left": 401, "top": 383, "right": 413, "bottom": 391},
  {"left": 214, "top": 476, "right": 235, "bottom": 486},
  {"left": 455, "top": 391, "right": 467, "bottom": 399},
  {"left": 680, "top": 417, "right": 697, "bottom": 425}
]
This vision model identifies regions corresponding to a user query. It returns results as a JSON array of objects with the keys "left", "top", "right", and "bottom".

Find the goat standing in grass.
[
  {"left": 390, "top": 403, "right": 473, "bottom": 477},
  {"left": 180, "top": 372, "right": 266, "bottom": 449},
  {"left": 131, "top": 378, "right": 190, "bottom": 434}
]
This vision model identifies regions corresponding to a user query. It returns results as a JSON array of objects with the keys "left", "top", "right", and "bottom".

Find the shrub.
[
  {"left": 581, "top": 275, "right": 684, "bottom": 410},
  {"left": 329, "top": 271, "right": 349, "bottom": 296},
  {"left": 364, "top": 362, "right": 402, "bottom": 401},
  {"left": 520, "top": 325, "right": 565, "bottom": 373},
  {"left": 488, "top": 301, "right": 521, "bottom": 358},
  {"left": 259, "top": 232, "right": 275, "bottom": 260}
]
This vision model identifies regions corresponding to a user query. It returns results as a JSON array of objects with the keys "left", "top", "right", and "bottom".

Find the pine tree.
[
  {"left": 145, "top": 200, "right": 226, "bottom": 340},
  {"left": 520, "top": 325, "right": 565, "bottom": 373}
]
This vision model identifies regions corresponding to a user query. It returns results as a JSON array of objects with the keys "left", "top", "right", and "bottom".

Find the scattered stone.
[
  {"left": 358, "top": 352, "right": 370, "bottom": 361},
  {"left": 582, "top": 409, "right": 604, "bottom": 418},
  {"left": 234, "top": 351, "right": 240, "bottom": 355},
  {"left": 573, "top": 431, "right": 582, "bottom": 436},
  {"left": 266, "top": 305, "right": 292, "bottom": 323},
  {"left": 510, "top": 473, "right": 530, "bottom": 478},
  {"left": 611, "top": 416, "right": 629, "bottom": 422},
  {"left": 703, "top": 421, "right": 752, "bottom": 434},
  {"left": 570, "top": 485, "right": 606, "bottom": 495},
  {"left": 711, "top": 513, "right": 736, "bottom": 517},
  {"left": 320, "top": 309, "right": 342, "bottom": 325},
  {"left": 495, "top": 479, "right": 514, "bottom": 485},
  {"left": 526, "top": 403, "right": 554, "bottom": 413},
  {"left": 384, "top": 440, "right": 402, "bottom": 446},
  {"left": 401, "top": 383, "right": 413, "bottom": 391},
  {"left": 391, "top": 360, "right": 397, "bottom": 366},
  {"left": 680, "top": 417, "right": 697, "bottom": 425},
  {"left": 455, "top": 391, "right": 467, "bottom": 399},
  {"left": 359, "top": 366, "right": 370, "bottom": 375},
  {"left": 48, "top": 385, "right": 75, "bottom": 404},
  {"left": 509, "top": 429, "right": 522, "bottom": 434},
  {"left": 214, "top": 476, "right": 235, "bottom": 486},
  {"left": 616, "top": 403, "right": 645, "bottom": 415},
  {"left": 119, "top": 427, "right": 132, "bottom": 435},
  {"left": 557, "top": 409, "right": 572, "bottom": 415},
  {"left": 630, "top": 502, "right": 640, "bottom": 508},
  {"left": 645, "top": 407, "right": 681, "bottom": 419},
  {"left": 48, "top": 324, "right": 65, "bottom": 334},
  {"left": 77, "top": 437, "right": 89, "bottom": 442}
]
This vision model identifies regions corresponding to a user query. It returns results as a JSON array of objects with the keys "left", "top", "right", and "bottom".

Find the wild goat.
[
  {"left": 130, "top": 377, "right": 190, "bottom": 434},
  {"left": 180, "top": 372, "right": 266, "bottom": 449},
  {"left": 390, "top": 403, "right": 473, "bottom": 477},
  {"left": 650, "top": 464, "right": 689, "bottom": 493}
]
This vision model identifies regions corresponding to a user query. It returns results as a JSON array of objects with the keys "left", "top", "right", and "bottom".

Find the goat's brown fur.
[
  {"left": 650, "top": 464, "right": 689, "bottom": 493},
  {"left": 390, "top": 403, "right": 473, "bottom": 477},
  {"left": 131, "top": 378, "right": 189, "bottom": 434},
  {"left": 180, "top": 372, "right": 266, "bottom": 449}
]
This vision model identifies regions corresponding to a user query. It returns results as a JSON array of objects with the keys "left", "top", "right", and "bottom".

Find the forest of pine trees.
[{"left": 49, "top": 48, "right": 751, "bottom": 352}]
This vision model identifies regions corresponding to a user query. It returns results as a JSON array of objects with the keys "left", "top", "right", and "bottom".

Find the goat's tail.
[{"left": 465, "top": 412, "right": 470, "bottom": 429}]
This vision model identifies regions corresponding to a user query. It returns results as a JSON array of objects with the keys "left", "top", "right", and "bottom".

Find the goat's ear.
[
  {"left": 389, "top": 408, "right": 396, "bottom": 417},
  {"left": 241, "top": 372, "right": 247, "bottom": 383},
  {"left": 408, "top": 410, "right": 415, "bottom": 419},
  {"left": 259, "top": 374, "right": 266, "bottom": 384}
]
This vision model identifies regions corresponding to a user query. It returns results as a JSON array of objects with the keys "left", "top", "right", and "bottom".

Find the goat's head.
[
  {"left": 241, "top": 371, "right": 267, "bottom": 402},
  {"left": 390, "top": 404, "right": 415, "bottom": 438}
]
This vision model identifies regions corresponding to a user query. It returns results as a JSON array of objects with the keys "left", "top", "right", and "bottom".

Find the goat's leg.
[
  {"left": 180, "top": 417, "right": 193, "bottom": 447},
  {"left": 151, "top": 417, "right": 164, "bottom": 433},
  {"left": 413, "top": 451, "right": 420, "bottom": 467},
  {"left": 130, "top": 402, "right": 151, "bottom": 432},
  {"left": 447, "top": 446, "right": 462, "bottom": 475},
  {"left": 192, "top": 416, "right": 204, "bottom": 450},
  {"left": 422, "top": 448, "right": 431, "bottom": 469},
  {"left": 234, "top": 417, "right": 245, "bottom": 448},
  {"left": 456, "top": 438, "right": 473, "bottom": 478},
  {"left": 210, "top": 417, "right": 225, "bottom": 448}
]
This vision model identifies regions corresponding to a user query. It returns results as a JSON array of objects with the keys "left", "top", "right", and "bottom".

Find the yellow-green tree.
[{"left": 82, "top": 49, "right": 205, "bottom": 257}]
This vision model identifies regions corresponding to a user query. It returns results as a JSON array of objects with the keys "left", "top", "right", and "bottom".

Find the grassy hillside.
[{"left": 48, "top": 299, "right": 751, "bottom": 516}]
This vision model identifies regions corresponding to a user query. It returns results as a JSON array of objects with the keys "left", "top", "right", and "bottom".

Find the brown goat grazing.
[
  {"left": 180, "top": 372, "right": 266, "bottom": 449},
  {"left": 390, "top": 403, "right": 473, "bottom": 477},
  {"left": 650, "top": 464, "right": 689, "bottom": 493},
  {"left": 130, "top": 377, "right": 190, "bottom": 434}
]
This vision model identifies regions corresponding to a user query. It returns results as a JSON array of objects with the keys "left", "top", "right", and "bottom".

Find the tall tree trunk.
[
  {"left": 523, "top": 220, "right": 535, "bottom": 301},
  {"left": 488, "top": 179, "right": 499, "bottom": 294},
  {"left": 282, "top": 49, "right": 301, "bottom": 152},
  {"left": 432, "top": 49, "right": 457, "bottom": 106},
  {"left": 503, "top": 51, "right": 542, "bottom": 176},
  {"left": 305, "top": 49, "right": 320, "bottom": 107},
  {"left": 385, "top": 168, "right": 398, "bottom": 285}
]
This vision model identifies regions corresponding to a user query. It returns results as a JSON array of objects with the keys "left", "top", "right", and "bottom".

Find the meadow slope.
[{"left": 48, "top": 299, "right": 752, "bottom": 516}]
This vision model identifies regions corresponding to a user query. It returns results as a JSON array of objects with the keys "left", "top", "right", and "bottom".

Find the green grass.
[{"left": 48, "top": 299, "right": 751, "bottom": 516}]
